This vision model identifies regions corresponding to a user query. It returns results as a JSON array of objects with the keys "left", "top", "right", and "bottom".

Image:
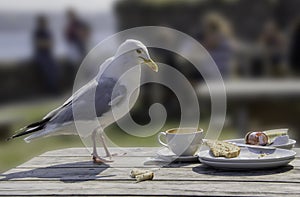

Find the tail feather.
[
  {"left": 26, "top": 118, "right": 51, "bottom": 129},
  {"left": 7, "top": 117, "right": 51, "bottom": 141}
]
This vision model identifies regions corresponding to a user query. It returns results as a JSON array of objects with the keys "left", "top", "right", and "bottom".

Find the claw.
[
  {"left": 92, "top": 155, "right": 113, "bottom": 164},
  {"left": 105, "top": 153, "right": 117, "bottom": 159},
  {"left": 105, "top": 152, "right": 126, "bottom": 159}
]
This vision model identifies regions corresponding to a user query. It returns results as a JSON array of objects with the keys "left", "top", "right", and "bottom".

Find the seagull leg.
[
  {"left": 97, "top": 128, "right": 127, "bottom": 159},
  {"left": 97, "top": 128, "right": 116, "bottom": 159},
  {"left": 91, "top": 130, "right": 112, "bottom": 163}
]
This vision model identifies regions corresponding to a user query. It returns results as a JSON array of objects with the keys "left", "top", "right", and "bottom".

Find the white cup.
[{"left": 158, "top": 128, "right": 204, "bottom": 156}]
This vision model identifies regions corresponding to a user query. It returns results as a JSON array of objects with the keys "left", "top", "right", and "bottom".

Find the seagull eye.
[{"left": 136, "top": 49, "right": 142, "bottom": 54}]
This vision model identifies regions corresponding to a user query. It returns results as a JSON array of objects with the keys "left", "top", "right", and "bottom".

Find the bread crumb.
[{"left": 130, "top": 169, "right": 154, "bottom": 182}]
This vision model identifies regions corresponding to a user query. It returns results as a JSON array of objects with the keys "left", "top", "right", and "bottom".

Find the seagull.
[{"left": 8, "top": 39, "right": 158, "bottom": 163}]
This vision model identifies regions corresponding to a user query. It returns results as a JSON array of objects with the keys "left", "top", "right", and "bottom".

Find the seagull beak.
[{"left": 144, "top": 58, "right": 158, "bottom": 72}]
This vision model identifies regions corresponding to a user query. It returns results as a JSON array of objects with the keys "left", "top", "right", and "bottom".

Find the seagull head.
[{"left": 115, "top": 39, "right": 158, "bottom": 72}]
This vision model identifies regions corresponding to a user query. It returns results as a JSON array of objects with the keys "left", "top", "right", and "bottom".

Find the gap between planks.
[{"left": 1, "top": 180, "right": 300, "bottom": 196}]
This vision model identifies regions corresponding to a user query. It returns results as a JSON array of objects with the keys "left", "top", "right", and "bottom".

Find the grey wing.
[
  {"left": 48, "top": 77, "right": 125, "bottom": 125},
  {"left": 109, "top": 83, "right": 127, "bottom": 106},
  {"left": 62, "top": 57, "right": 114, "bottom": 106},
  {"left": 42, "top": 80, "right": 96, "bottom": 120},
  {"left": 43, "top": 57, "right": 115, "bottom": 120}
]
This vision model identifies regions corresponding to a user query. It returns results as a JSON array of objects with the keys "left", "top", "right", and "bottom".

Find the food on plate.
[
  {"left": 245, "top": 131, "right": 268, "bottom": 145},
  {"left": 245, "top": 129, "right": 288, "bottom": 146},
  {"left": 204, "top": 140, "right": 241, "bottom": 158},
  {"left": 258, "top": 153, "right": 268, "bottom": 158}
]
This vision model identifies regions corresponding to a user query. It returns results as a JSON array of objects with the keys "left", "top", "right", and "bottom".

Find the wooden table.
[{"left": 1, "top": 147, "right": 299, "bottom": 196}]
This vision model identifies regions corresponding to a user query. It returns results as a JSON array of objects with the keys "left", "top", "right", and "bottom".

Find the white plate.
[
  {"left": 156, "top": 148, "right": 199, "bottom": 162},
  {"left": 226, "top": 138, "right": 296, "bottom": 150},
  {"left": 198, "top": 148, "right": 296, "bottom": 163},
  {"left": 200, "top": 158, "right": 294, "bottom": 170}
]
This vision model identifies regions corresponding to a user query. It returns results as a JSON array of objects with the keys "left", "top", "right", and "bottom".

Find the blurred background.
[{"left": 1, "top": 0, "right": 300, "bottom": 172}]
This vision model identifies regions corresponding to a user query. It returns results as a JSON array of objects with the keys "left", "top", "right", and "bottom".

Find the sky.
[{"left": 0, "top": 0, "right": 119, "bottom": 13}]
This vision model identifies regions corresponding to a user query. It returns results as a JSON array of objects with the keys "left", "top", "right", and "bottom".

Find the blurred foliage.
[{"left": 0, "top": 136, "right": 81, "bottom": 173}]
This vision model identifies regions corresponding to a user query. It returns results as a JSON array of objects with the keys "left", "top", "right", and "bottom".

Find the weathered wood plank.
[
  {"left": 0, "top": 180, "right": 299, "bottom": 196},
  {"left": 0, "top": 148, "right": 299, "bottom": 196},
  {"left": 16, "top": 156, "right": 171, "bottom": 168},
  {"left": 39, "top": 147, "right": 300, "bottom": 157},
  {"left": 15, "top": 154, "right": 300, "bottom": 169},
  {"left": 40, "top": 147, "right": 159, "bottom": 157},
  {"left": 1, "top": 165, "right": 298, "bottom": 183}
]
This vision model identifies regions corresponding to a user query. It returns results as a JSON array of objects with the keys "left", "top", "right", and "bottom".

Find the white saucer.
[
  {"left": 225, "top": 138, "right": 296, "bottom": 150},
  {"left": 199, "top": 158, "right": 294, "bottom": 170},
  {"left": 198, "top": 147, "right": 296, "bottom": 170},
  {"left": 156, "top": 148, "right": 199, "bottom": 162},
  {"left": 198, "top": 147, "right": 296, "bottom": 163}
]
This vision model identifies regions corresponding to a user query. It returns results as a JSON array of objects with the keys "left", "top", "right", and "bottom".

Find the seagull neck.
[{"left": 101, "top": 56, "right": 141, "bottom": 80}]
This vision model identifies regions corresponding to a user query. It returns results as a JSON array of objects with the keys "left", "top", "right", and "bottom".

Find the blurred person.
[
  {"left": 65, "top": 9, "right": 90, "bottom": 73},
  {"left": 33, "top": 15, "right": 60, "bottom": 94},
  {"left": 199, "top": 13, "right": 236, "bottom": 79},
  {"left": 288, "top": 19, "right": 300, "bottom": 76},
  {"left": 256, "top": 20, "right": 287, "bottom": 77}
]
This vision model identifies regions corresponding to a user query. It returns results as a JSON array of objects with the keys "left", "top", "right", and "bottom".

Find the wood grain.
[
  {"left": 1, "top": 180, "right": 300, "bottom": 196},
  {"left": 0, "top": 147, "right": 299, "bottom": 196}
]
